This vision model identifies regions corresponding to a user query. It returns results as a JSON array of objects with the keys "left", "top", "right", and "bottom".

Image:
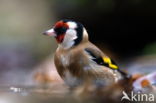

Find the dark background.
[
  {"left": 0, "top": 0, "right": 156, "bottom": 85},
  {"left": 52, "top": 0, "right": 156, "bottom": 58}
]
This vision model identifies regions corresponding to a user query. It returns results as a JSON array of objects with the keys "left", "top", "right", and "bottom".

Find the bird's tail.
[{"left": 118, "top": 69, "right": 131, "bottom": 80}]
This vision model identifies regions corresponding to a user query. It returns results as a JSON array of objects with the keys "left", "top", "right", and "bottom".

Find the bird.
[{"left": 43, "top": 19, "right": 129, "bottom": 87}]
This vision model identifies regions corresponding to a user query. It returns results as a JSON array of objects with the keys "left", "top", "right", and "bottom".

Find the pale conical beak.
[{"left": 43, "top": 28, "right": 56, "bottom": 36}]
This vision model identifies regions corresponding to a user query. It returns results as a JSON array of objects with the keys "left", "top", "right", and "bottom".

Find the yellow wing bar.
[{"left": 102, "top": 57, "right": 118, "bottom": 69}]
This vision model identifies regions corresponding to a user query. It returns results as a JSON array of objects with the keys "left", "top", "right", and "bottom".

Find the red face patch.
[
  {"left": 53, "top": 21, "right": 69, "bottom": 43},
  {"left": 54, "top": 21, "right": 69, "bottom": 29},
  {"left": 55, "top": 34, "right": 65, "bottom": 43}
]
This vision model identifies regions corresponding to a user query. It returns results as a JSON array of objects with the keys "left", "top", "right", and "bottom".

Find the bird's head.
[{"left": 43, "top": 19, "right": 88, "bottom": 49}]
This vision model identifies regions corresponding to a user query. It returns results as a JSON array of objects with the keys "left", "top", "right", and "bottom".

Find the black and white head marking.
[
  {"left": 44, "top": 19, "right": 85, "bottom": 49},
  {"left": 60, "top": 19, "right": 84, "bottom": 49},
  {"left": 74, "top": 22, "right": 83, "bottom": 46}
]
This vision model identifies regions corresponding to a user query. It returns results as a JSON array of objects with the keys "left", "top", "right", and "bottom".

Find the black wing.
[
  {"left": 85, "top": 48, "right": 130, "bottom": 78},
  {"left": 85, "top": 48, "right": 119, "bottom": 70}
]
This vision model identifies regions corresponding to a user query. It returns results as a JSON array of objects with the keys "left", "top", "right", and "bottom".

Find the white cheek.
[
  {"left": 65, "top": 29, "right": 77, "bottom": 40},
  {"left": 60, "top": 29, "right": 78, "bottom": 49},
  {"left": 67, "top": 22, "right": 77, "bottom": 29}
]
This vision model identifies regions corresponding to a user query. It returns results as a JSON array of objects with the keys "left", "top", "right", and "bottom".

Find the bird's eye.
[
  {"left": 54, "top": 27, "right": 67, "bottom": 35},
  {"left": 53, "top": 21, "right": 69, "bottom": 35}
]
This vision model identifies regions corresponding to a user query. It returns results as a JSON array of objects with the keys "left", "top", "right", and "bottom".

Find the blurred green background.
[{"left": 0, "top": 0, "right": 156, "bottom": 85}]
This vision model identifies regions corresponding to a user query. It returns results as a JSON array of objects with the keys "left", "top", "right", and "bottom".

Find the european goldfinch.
[{"left": 43, "top": 19, "right": 129, "bottom": 87}]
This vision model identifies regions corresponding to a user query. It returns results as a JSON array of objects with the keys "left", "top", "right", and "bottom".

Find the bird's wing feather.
[
  {"left": 84, "top": 48, "right": 119, "bottom": 70},
  {"left": 84, "top": 45, "right": 130, "bottom": 79}
]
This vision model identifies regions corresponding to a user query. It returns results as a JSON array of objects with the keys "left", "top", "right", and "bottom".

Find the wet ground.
[
  {"left": 0, "top": 55, "right": 156, "bottom": 103},
  {"left": 0, "top": 84, "right": 82, "bottom": 103}
]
